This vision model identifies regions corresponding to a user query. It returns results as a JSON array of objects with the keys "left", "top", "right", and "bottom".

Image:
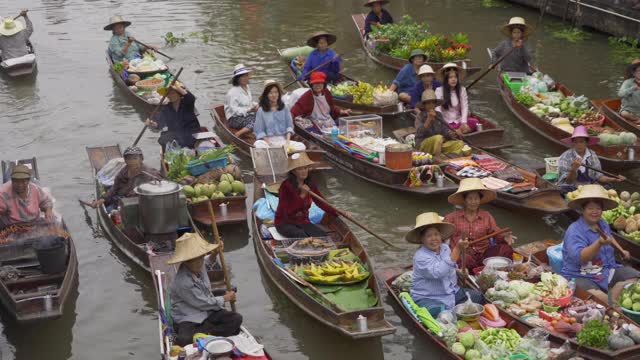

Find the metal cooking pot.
[
  {"left": 134, "top": 180, "right": 182, "bottom": 234},
  {"left": 204, "top": 338, "right": 235, "bottom": 359}
]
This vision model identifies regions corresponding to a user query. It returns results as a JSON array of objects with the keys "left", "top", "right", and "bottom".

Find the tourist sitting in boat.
[
  {"left": 224, "top": 64, "right": 258, "bottom": 139},
  {"left": 562, "top": 184, "right": 639, "bottom": 294},
  {"left": 275, "top": 152, "right": 339, "bottom": 238},
  {"left": 291, "top": 72, "right": 351, "bottom": 132},
  {"left": 105, "top": 15, "right": 155, "bottom": 62},
  {"left": 168, "top": 232, "right": 242, "bottom": 346},
  {"left": 363, "top": 0, "right": 393, "bottom": 37},
  {"left": 618, "top": 61, "right": 640, "bottom": 124},
  {"left": 0, "top": 10, "right": 33, "bottom": 61},
  {"left": 491, "top": 17, "right": 535, "bottom": 74},
  {"left": 408, "top": 65, "right": 442, "bottom": 110},
  {"left": 557, "top": 126, "right": 625, "bottom": 193},
  {"left": 299, "top": 32, "right": 341, "bottom": 84},
  {"left": 407, "top": 212, "right": 484, "bottom": 317},
  {"left": 0, "top": 165, "right": 53, "bottom": 229},
  {"left": 444, "top": 178, "right": 514, "bottom": 272},
  {"left": 413, "top": 89, "right": 464, "bottom": 160},
  {"left": 89, "top": 147, "right": 160, "bottom": 210},
  {"left": 145, "top": 84, "right": 201, "bottom": 150},
  {"left": 253, "top": 80, "right": 306, "bottom": 152},
  {"left": 390, "top": 49, "right": 427, "bottom": 104},
  {"left": 435, "top": 63, "right": 477, "bottom": 134}
]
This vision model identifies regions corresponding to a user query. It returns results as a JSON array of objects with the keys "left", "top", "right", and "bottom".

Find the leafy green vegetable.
[
  {"left": 609, "top": 36, "right": 640, "bottom": 64},
  {"left": 515, "top": 92, "right": 536, "bottom": 107},
  {"left": 577, "top": 320, "right": 611, "bottom": 349},
  {"left": 165, "top": 151, "right": 193, "bottom": 181},
  {"left": 112, "top": 61, "right": 124, "bottom": 73},
  {"left": 551, "top": 28, "right": 591, "bottom": 43}
]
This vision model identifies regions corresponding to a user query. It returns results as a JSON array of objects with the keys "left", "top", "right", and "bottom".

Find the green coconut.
[
  {"left": 231, "top": 180, "right": 245, "bottom": 194},
  {"left": 220, "top": 173, "right": 234, "bottom": 183},
  {"left": 183, "top": 185, "right": 195, "bottom": 197},
  {"left": 218, "top": 180, "right": 232, "bottom": 195}
]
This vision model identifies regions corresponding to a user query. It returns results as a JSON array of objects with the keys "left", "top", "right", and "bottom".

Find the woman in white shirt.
[
  {"left": 435, "top": 63, "right": 478, "bottom": 134},
  {"left": 224, "top": 64, "right": 258, "bottom": 138}
]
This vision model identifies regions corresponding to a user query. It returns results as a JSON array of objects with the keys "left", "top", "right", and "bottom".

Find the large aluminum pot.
[{"left": 134, "top": 180, "right": 182, "bottom": 234}]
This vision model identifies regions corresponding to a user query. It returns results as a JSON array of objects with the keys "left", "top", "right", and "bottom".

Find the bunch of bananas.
[
  {"left": 302, "top": 261, "right": 369, "bottom": 283},
  {"left": 349, "top": 81, "right": 374, "bottom": 105}
]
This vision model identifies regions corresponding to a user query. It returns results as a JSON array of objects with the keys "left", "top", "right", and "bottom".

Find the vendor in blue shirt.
[
  {"left": 561, "top": 185, "right": 638, "bottom": 295},
  {"left": 407, "top": 212, "right": 483, "bottom": 317},
  {"left": 299, "top": 31, "right": 341, "bottom": 84},
  {"left": 409, "top": 64, "right": 442, "bottom": 109},
  {"left": 145, "top": 84, "right": 201, "bottom": 150},
  {"left": 363, "top": 0, "right": 393, "bottom": 37},
  {"left": 390, "top": 49, "right": 427, "bottom": 104}
]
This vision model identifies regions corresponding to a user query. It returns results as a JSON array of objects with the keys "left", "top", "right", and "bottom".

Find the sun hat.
[
  {"left": 309, "top": 72, "right": 327, "bottom": 85},
  {"left": 265, "top": 182, "right": 282, "bottom": 194},
  {"left": 501, "top": 17, "right": 533, "bottom": 38},
  {"left": 364, "top": 0, "right": 390, "bottom": 7},
  {"left": 167, "top": 232, "right": 220, "bottom": 264},
  {"left": 405, "top": 212, "right": 455, "bottom": 244},
  {"left": 306, "top": 31, "right": 337, "bottom": 48},
  {"left": 232, "top": 64, "right": 251, "bottom": 78},
  {"left": 416, "top": 64, "right": 435, "bottom": 78},
  {"left": 448, "top": 178, "right": 497, "bottom": 206},
  {"left": 436, "top": 62, "right": 467, "bottom": 82},
  {"left": 561, "top": 125, "right": 600, "bottom": 146},
  {"left": 103, "top": 15, "right": 132, "bottom": 31},
  {"left": 567, "top": 184, "right": 618, "bottom": 211},
  {"left": 0, "top": 18, "right": 24, "bottom": 36},
  {"left": 260, "top": 79, "right": 284, "bottom": 100},
  {"left": 10, "top": 164, "right": 31, "bottom": 180},
  {"left": 123, "top": 146, "right": 143, "bottom": 157},
  {"left": 287, "top": 152, "right": 315, "bottom": 172},
  {"left": 408, "top": 49, "right": 428, "bottom": 63},
  {"left": 420, "top": 89, "right": 443, "bottom": 106}
]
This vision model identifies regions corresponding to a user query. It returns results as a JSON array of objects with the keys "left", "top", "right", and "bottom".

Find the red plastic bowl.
[{"left": 542, "top": 289, "right": 573, "bottom": 308}]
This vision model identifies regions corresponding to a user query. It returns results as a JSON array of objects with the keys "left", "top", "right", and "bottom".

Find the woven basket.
[{"left": 135, "top": 78, "right": 164, "bottom": 92}]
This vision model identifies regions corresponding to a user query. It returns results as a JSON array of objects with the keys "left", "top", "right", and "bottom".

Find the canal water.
[{"left": 0, "top": 0, "right": 637, "bottom": 359}]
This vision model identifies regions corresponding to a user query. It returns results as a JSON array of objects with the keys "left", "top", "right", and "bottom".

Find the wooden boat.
[
  {"left": 592, "top": 98, "right": 640, "bottom": 137},
  {"left": 351, "top": 14, "right": 481, "bottom": 76},
  {"left": 294, "top": 119, "right": 459, "bottom": 196},
  {"left": 497, "top": 73, "right": 640, "bottom": 171},
  {"left": 393, "top": 113, "right": 511, "bottom": 151},
  {"left": 0, "top": 158, "right": 78, "bottom": 322},
  {"left": 150, "top": 252, "right": 272, "bottom": 359},
  {"left": 251, "top": 176, "right": 396, "bottom": 339},
  {"left": 0, "top": 41, "right": 37, "bottom": 77},
  {"left": 392, "top": 129, "right": 569, "bottom": 214},
  {"left": 377, "top": 266, "right": 570, "bottom": 359},
  {"left": 210, "top": 105, "right": 332, "bottom": 170},
  {"left": 278, "top": 48, "right": 404, "bottom": 116}
]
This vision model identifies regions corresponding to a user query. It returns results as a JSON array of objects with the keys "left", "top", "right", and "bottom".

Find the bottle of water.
[{"left": 568, "top": 278, "right": 576, "bottom": 293}]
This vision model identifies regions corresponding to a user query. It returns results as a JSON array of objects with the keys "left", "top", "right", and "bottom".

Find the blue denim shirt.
[
  {"left": 561, "top": 217, "right": 621, "bottom": 290},
  {"left": 254, "top": 106, "right": 293, "bottom": 139},
  {"left": 409, "top": 79, "right": 443, "bottom": 108},
  {"left": 300, "top": 48, "right": 341, "bottom": 80},
  {"left": 410, "top": 244, "right": 459, "bottom": 310}
]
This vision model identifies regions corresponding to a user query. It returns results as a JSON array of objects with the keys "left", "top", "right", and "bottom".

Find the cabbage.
[
  {"left": 620, "top": 132, "right": 638, "bottom": 145},
  {"left": 452, "top": 342, "right": 466, "bottom": 355},
  {"left": 509, "top": 280, "right": 535, "bottom": 299},
  {"left": 460, "top": 332, "right": 475, "bottom": 349}
]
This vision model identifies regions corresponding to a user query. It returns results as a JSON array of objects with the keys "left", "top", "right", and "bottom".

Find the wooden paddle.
[
  {"left": 284, "top": 267, "right": 344, "bottom": 312},
  {"left": 132, "top": 67, "right": 183, "bottom": 147},
  {"left": 206, "top": 201, "right": 236, "bottom": 312},
  {"left": 468, "top": 227, "right": 511, "bottom": 246},
  {"left": 582, "top": 164, "right": 640, "bottom": 187},
  {"left": 307, "top": 190, "right": 398, "bottom": 248},
  {"left": 283, "top": 53, "right": 341, "bottom": 89},
  {"left": 134, "top": 39, "right": 174, "bottom": 60},
  {"left": 594, "top": 226, "right": 632, "bottom": 262},
  {"left": 466, "top": 46, "right": 518, "bottom": 90}
]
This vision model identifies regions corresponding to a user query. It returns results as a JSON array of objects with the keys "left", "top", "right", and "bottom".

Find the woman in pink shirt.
[
  {"left": 435, "top": 63, "right": 479, "bottom": 134},
  {"left": 0, "top": 164, "right": 53, "bottom": 228}
]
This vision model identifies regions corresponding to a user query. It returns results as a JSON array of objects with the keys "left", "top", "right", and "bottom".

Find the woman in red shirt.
[
  {"left": 274, "top": 152, "right": 336, "bottom": 238},
  {"left": 443, "top": 178, "right": 514, "bottom": 271}
]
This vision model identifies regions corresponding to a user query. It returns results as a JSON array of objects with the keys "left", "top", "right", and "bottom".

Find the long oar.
[
  {"left": 134, "top": 39, "right": 174, "bottom": 60},
  {"left": 132, "top": 67, "right": 183, "bottom": 147},
  {"left": 283, "top": 53, "right": 341, "bottom": 89},
  {"left": 206, "top": 201, "right": 236, "bottom": 312},
  {"left": 466, "top": 46, "right": 518, "bottom": 90},
  {"left": 468, "top": 227, "right": 511, "bottom": 247},
  {"left": 582, "top": 164, "right": 640, "bottom": 187},
  {"left": 307, "top": 190, "right": 398, "bottom": 249}
]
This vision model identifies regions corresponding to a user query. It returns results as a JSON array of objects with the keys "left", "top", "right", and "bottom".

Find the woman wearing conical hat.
[
  {"left": 363, "top": 0, "right": 393, "bottom": 37},
  {"left": 0, "top": 9, "right": 33, "bottom": 61},
  {"left": 299, "top": 31, "right": 341, "bottom": 84},
  {"left": 443, "top": 178, "right": 514, "bottom": 271},
  {"left": 406, "top": 212, "right": 484, "bottom": 317},
  {"left": 561, "top": 185, "right": 638, "bottom": 294},
  {"left": 491, "top": 17, "right": 535, "bottom": 74},
  {"left": 105, "top": 15, "right": 156, "bottom": 62},
  {"left": 168, "top": 232, "right": 242, "bottom": 346}
]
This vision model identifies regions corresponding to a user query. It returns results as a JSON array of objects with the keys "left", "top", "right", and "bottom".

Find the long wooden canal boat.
[
  {"left": 497, "top": 73, "right": 640, "bottom": 171},
  {"left": 0, "top": 41, "right": 37, "bottom": 77},
  {"left": 592, "top": 98, "right": 640, "bottom": 137},
  {"left": 0, "top": 158, "right": 78, "bottom": 322},
  {"left": 351, "top": 13, "right": 481, "bottom": 76}
]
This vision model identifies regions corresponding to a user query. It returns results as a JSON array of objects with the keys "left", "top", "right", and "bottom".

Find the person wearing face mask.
[
  {"left": 290, "top": 72, "right": 351, "bottom": 132},
  {"left": 89, "top": 147, "right": 160, "bottom": 210},
  {"left": 299, "top": 31, "right": 342, "bottom": 84},
  {"left": 0, "top": 165, "right": 53, "bottom": 228},
  {"left": 562, "top": 185, "right": 637, "bottom": 294},
  {"left": 557, "top": 126, "right": 625, "bottom": 193},
  {"left": 491, "top": 17, "right": 535, "bottom": 74},
  {"left": 105, "top": 16, "right": 156, "bottom": 62},
  {"left": 406, "top": 212, "right": 484, "bottom": 317}
]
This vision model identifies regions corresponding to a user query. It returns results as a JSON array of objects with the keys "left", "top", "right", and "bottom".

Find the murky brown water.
[{"left": 0, "top": 0, "right": 638, "bottom": 359}]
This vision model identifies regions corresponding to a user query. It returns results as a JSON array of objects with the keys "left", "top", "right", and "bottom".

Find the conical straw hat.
[
  {"left": 500, "top": 17, "right": 534, "bottom": 38},
  {"left": 448, "top": 178, "right": 497, "bottom": 206},
  {"left": 405, "top": 212, "right": 455, "bottom": 244},
  {"left": 567, "top": 184, "right": 618, "bottom": 211},
  {"left": 167, "top": 232, "right": 219, "bottom": 264},
  {"left": 287, "top": 152, "right": 315, "bottom": 172}
]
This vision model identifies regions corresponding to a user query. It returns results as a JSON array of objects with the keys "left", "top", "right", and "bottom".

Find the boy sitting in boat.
[
  {"left": 0, "top": 164, "right": 53, "bottom": 229},
  {"left": 145, "top": 84, "right": 202, "bottom": 150},
  {"left": 0, "top": 10, "right": 33, "bottom": 61},
  {"left": 291, "top": 72, "right": 351, "bottom": 133},
  {"left": 168, "top": 232, "right": 242, "bottom": 346}
]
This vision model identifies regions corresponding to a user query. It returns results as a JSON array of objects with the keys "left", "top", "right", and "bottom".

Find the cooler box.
[{"left": 547, "top": 243, "right": 563, "bottom": 273}]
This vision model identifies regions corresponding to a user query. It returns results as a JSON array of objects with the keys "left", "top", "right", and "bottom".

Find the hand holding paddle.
[
  {"left": 595, "top": 226, "right": 631, "bottom": 261},
  {"left": 582, "top": 164, "right": 639, "bottom": 187},
  {"left": 133, "top": 39, "right": 173, "bottom": 60}
]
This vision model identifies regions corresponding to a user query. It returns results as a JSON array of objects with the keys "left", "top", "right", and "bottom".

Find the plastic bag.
[
  {"left": 97, "top": 158, "right": 125, "bottom": 187},
  {"left": 582, "top": 308, "right": 603, "bottom": 322},
  {"left": 391, "top": 271, "right": 413, "bottom": 292},
  {"left": 436, "top": 310, "right": 458, "bottom": 346},
  {"left": 516, "top": 328, "right": 551, "bottom": 360},
  {"left": 283, "top": 88, "right": 310, "bottom": 110},
  {"left": 252, "top": 190, "right": 325, "bottom": 224},
  {"left": 373, "top": 88, "right": 398, "bottom": 106},
  {"left": 548, "top": 340, "right": 575, "bottom": 360},
  {"left": 543, "top": 74, "right": 556, "bottom": 90}
]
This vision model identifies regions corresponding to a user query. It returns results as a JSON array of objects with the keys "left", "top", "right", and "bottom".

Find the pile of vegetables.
[
  {"left": 182, "top": 169, "right": 246, "bottom": 203},
  {"left": 188, "top": 145, "right": 235, "bottom": 168},
  {"left": 514, "top": 92, "right": 536, "bottom": 107},
  {"left": 597, "top": 131, "right": 638, "bottom": 146},
  {"left": 165, "top": 150, "right": 194, "bottom": 181},
  {"left": 451, "top": 331, "right": 479, "bottom": 358},
  {"left": 479, "top": 328, "right": 521, "bottom": 351},
  {"left": 598, "top": 189, "right": 640, "bottom": 243},
  {"left": 534, "top": 272, "right": 571, "bottom": 300},
  {"left": 577, "top": 320, "right": 611, "bottom": 348},
  {"left": 619, "top": 281, "right": 640, "bottom": 313},
  {"left": 368, "top": 15, "right": 471, "bottom": 62}
]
